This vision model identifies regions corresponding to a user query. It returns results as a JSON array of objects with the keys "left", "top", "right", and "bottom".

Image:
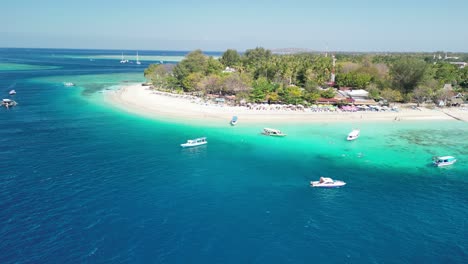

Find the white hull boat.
[
  {"left": 181, "top": 137, "right": 207, "bottom": 148},
  {"left": 433, "top": 156, "right": 456, "bottom": 167},
  {"left": 120, "top": 53, "right": 128, "bottom": 63},
  {"left": 2, "top": 98, "right": 17, "bottom": 108},
  {"left": 230, "top": 116, "right": 238, "bottom": 126},
  {"left": 9, "top": 90, "right": 16, "bottom": 95},
  {"left": 262, "top": 128, "right": 286, "bottom": 137},
  {"left": 347, "top": 129, "right": 360, "bottom": 141},
  {"left": 311, "top": 177, "right": 346, "bottom": 188},
  {"left": 136, "top": 51, "right": 141, "bottom": 65}
]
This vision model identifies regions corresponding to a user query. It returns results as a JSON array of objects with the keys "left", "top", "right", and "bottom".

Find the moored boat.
[
  {"left": 120, "top": 53, "right": 128, "bottom": 63},
  {"left": 433, "top": 156, "right": 456, "bottom": 167},
  {"left": 262, "top": 128, "right": 286, "bottom": 137},
  {"left": 230, "top": 116, "right": 238, "bottom": 126},
  {"left": 9, "top": 90, "right": 16, "bottom": 95},
  {"left": 64, "top": 82, "right": 75, "bottom": 87},
  {"left": 180, "top": 137, "right": 207, "bottom": 148},
  {"left": 2, "top": 98, "right": 17, "bottom": 108},
  {"left": 136, "top": 51, "right": 141, "bottom": 65},
  {"left": 347, "top": 129, "right": 360, "bottom": 141},
  {"left": 310, "top": 177, "right": 346, "bottom": 188}
]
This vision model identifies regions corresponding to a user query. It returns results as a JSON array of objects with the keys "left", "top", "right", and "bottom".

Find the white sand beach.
[{"left": 105, "top": 84, "right": 468, "bottom": 125}]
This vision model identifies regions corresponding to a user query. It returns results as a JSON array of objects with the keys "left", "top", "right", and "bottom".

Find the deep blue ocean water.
[{"left": 0, "top": 48, "right": 467, "bottom": 263}]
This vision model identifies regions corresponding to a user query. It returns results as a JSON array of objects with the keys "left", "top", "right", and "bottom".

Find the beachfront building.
[
  {"left": 447, "top": 93, "right": 466, "bottom": 107},
  {"left": 449, "top": 62, "right": 467, "bottom": 69},
  {"left": 316, "top": 88, "right": 377, "bottom": 106},
  {"left": 338, "top": 88, "right": 376, "bottom": 105},
  {"left": 437, "top": 84, "right": 467, "bottom": 107},
  {"left": 317, "top": 89, "right": 352, "bottom": 105},
  {"left": 444, "top": 53, "right": 460, "bottom": 60},
  {"left": 448, "top": 97, "right": 464, "bottom": 107},
  {"left": 222, "top": 67, "right": 236, "bottom": 73}
]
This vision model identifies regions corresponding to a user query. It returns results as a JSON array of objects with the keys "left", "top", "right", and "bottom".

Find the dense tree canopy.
[
  {"left": 220, "top": 49, "right": 240, "bottom": 67},
  {"left": 144, "top": 48, "right": 468, "bottom": 105},
  {"left": 336, "top": 72, "right": 372, "bottom": 88},
  {"left": 390, "top": 58, "right": 428, "bottom": 94}
]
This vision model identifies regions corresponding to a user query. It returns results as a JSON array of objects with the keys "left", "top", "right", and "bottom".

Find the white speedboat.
[
  {"left": 9, "top": 90, "right": 16, "bottom": 95},
  {"left": 2, "top": 98, "right": 17, "bottom": 108},
  {"left": 262, "top": 128, "right": 286, "bottom": 137},
  {"left": 347, "top": 129, "right": 360, "bottom": 141},
  {"left": 180, "top": 137, "right": 207, "bottom": 148},
  {"left": 433, "top": 156, "right": 456, "bottom": 167},
  {"left": 230, "top": 116, "right": 238, "bottom": 126},
  {"left": 64, "top": 82, "right": 75, "bottom": 87},
  {"left": 311, "top": 177, "right": 346, "bottom": 188}
]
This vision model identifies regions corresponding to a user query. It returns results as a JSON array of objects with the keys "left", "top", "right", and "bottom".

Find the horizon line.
[{"left": 1, "top": 46, "right": 467, "bottom": 54}]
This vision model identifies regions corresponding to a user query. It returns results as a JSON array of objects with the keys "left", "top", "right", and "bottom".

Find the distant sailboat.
[
  {"left": 120, "top": 53, "right": 128, "bottom": 63},
  {"left": 136, "top": 51, "right": 141, "bottom": 65}
]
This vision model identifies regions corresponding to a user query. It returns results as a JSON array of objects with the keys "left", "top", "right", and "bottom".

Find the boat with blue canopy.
[{"left": 230, "top": 116, "right": 238, "bottom": 126}]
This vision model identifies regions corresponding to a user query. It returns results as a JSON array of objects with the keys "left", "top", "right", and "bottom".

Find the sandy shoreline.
[{"left": 104, "top": 84, "right": 468, "bottom": 125}]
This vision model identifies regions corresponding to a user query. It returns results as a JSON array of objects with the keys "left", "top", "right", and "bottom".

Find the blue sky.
[{"left": 1, "top": 0, "right": 467, "bottom": 52}]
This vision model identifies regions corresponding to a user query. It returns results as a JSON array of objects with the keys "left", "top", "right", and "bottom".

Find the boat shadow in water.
[
  {"left": 426, "top": 162, "right": 456, "bottom": 169},
  {"left": 180, "top": 144, "right": 208, "bottom": 156}
]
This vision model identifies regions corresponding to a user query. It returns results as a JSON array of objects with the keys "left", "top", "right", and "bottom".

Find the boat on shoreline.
[
  {"left": 433, "top": 156, "right": 456, "bottom": 167},
  {"left": 262, "top": 128, "right": 286, "bottom": 137},
  {"left": 311, "top": 177, "right": 346, "bottom": 188},
  {"left": 180, "top": 137, "right": 207, "bottom": 148},
  {"left": 347, "top": 129, "right": 360, "bottom": 141},
  {"left": 230, "top": 116, "right": 238, "bottom": 126}
]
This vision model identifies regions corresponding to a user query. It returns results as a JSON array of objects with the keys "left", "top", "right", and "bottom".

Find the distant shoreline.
[{"left": 104, "top": 84, "right": 467, "bottom": 125}]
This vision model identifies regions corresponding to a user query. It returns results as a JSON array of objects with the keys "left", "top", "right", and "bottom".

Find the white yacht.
[
  {"left": 180, "top": 137, "right": 207, "bottom": 148},
  {"left": 64, "top": 82, "right": 75, "bottom": 87},
  {"left": 433, "top": 156, "right": 457, "bottom": 167},
  {"left": 311, "top": 177, "right": 346, "bottom": 188},
  {"left": 262, "top": 128, "right": 287, "bottom": 137},
  {"left": 347, "top": 129, "right": 360, "bottom": 141}
]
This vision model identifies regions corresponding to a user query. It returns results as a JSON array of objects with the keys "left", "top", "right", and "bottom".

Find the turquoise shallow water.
[{"left": 0, "top": 48, "right": 467, "bottom": 263}]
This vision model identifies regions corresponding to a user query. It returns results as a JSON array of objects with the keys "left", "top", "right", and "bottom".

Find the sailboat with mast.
[
  {"left": 136, "top": 51, "right": 141, "bottom": 65},
  {"left": 120, "top": 52, "right": 128, "bottom": 63}
]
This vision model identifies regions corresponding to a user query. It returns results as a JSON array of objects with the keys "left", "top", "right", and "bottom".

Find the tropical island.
[{"left": 106, "top": 48, "right": 468, "bottom": 123}]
